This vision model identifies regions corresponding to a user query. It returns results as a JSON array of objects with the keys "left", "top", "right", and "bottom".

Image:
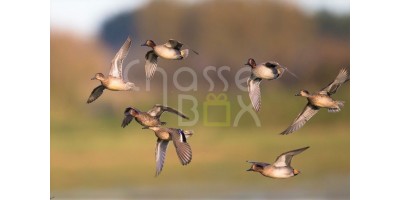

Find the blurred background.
[{"left": 51, "top": 0, "right": 349, "bottom": 199}]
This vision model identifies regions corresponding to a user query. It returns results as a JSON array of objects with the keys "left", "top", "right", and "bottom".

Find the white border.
[{"left": 0, "top": 0, "right": 49, "bottom": 199}]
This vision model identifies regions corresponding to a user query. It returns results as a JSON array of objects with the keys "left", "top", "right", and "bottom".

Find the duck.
[
  {"left": 246, "top": 146, "right": 309, "bottom": 179},
  {"left": 280, "top": 68, "right": 350, "bottom": 135},
  {"left": 245, "top": 58, "right": 297, "bottom": 112},
  {"left": 141, "top": 39, "right": 198, "bottom": 79},
  {"left": 121, "top": 104, "right": 189, "bottom": 128},
  {"left": 142, "top": 126, "right": 193, "bottom": 176},
  {"left": 87, "top": 36, "right": 136, "bottom": 103}
]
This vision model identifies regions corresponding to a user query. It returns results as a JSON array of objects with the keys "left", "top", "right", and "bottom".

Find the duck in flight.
[
  {"left": 87, "top": 36, "right": 136, "bottom": 103},
  {"left": 245, "top": 58, "right": 297, "bottom": 112},
  {"left": 246, "top": 146, "right": 309, "bottom": 179},
  {"left": 142, "top": 126, "right": 193, "bottom": 176},
  {"left": 121, "top": 104, "right": 189, "bottom": 128},
  {"left": 280, "top": 68, "right": 350, "bottom": 135},
  {"left": 141, "top": 39, "right": 198, "bottom": 79}
]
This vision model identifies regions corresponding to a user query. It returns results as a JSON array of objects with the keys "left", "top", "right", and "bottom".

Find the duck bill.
[
  {"left": 295, "top": 93, "right": 301, "bottom": 96},
  {"left": 246, "top": 168, "right": 254, "bottom": 172},
  {"left": 142, "top": 126, "right": 150, "bottom": 129},
  {"left": 91, "top": 77, "right": 96, "bottom": 80},
  {"left": 141, "top": 43, "right": 147, "bottom": 47}
]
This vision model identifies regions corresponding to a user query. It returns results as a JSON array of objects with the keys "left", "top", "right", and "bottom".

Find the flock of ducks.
[{"left": 86, "top": 36, "right": 350, "bottom": 178}]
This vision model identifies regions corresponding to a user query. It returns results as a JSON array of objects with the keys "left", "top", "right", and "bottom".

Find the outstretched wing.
[
  {"left": 155, "top": 139, "right": 169, "bottom": 176},
  {"left": 273, "top": 146, "right": 309, "bottom": 167},
  {"left": 87, "top": 85, "right": 105, "bottom": 104},
  {"left": 170, "top": 129, "right": 192, "bottom": 165},
  {"left": 109, "top": 36, "right": 132, "bottom": 78},
  {"left": 147, "top": 104, "right": 189, "bottom": 119},
  {"left": 121, "top": 107, "right": 134, "bottom": 128},
  {"left": 247, "top": 75, "right": 263, "bottom": 112},
  {"left": 145, "top": 50, "right": 158, "bottom": 79},
  {"left": 280, "top": 103, "right": 320, "bottom": 135},
  {"left": 320, "top": 68, "right": 350, "bottom": 95}
]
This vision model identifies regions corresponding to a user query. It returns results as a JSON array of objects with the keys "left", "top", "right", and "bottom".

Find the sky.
[{"left": 51, "top": 0, "right": 350, "bottom": 36}]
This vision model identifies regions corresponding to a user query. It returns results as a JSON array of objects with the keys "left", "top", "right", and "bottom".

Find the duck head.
[
  {"left": 141, "top": 40, "right": 156, "bottom": 48},
  {"left": 246, "top": 163, "right": 263, "bottom": 172},
  {"left": 295, "top": 90, "right": 310, "bottom": 97},
  {"left": 91, "top": 73, "right": 105, "bottom": 81},
  {"left": 124, "top": 107, "right": 140, "bottom": 117},
  {"left": 245, "top": 58, "right": 257, "bottom": 68}
]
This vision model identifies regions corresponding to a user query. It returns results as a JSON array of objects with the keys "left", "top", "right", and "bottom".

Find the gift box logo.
[{"left": 203, "top": 93, "right": 231, "bottom": 127}]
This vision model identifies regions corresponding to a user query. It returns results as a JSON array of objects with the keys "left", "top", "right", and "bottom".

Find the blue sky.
[{"left": 51, "top": 0, "right": 350, "bottom": 36}]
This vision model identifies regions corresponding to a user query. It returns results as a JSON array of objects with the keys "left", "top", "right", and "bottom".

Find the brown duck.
[
  {"left": 142, "top": 126, "right": 193, "bottom": 176},
  {"left": 121, "top": 104, "right": 189, "bottom": 128},
  {"left": 280, "top": 68, "right": 350, "bottom": 135},
  {"left": 246, "top": 146, "right": 309, "bottom": 179},
  {"left": 87, "top": 36, "right": 136, "bottom": 103}
]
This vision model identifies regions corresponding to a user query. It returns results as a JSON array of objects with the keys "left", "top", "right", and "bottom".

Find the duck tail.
[
  {"left": 328, "top": 101, "right": 345, "bottom": 112},
  {"left": 127, "top": 82, "right": 136, "bottom": 91},
  {"left": 180, "top": 49, "right": 189, "bottom": 59},
  {"left": 337, "top": 101, "right": 345, "bottom": 108}
]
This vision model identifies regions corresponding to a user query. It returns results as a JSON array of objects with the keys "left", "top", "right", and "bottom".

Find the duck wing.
[
  {"left": 155, "top": 139, "right": 169, "bottom": 176},
  {"left": 273, "top": 146, "right": 309, "bottom": 167},
  {"left": 121, "top": 107, "right": 134, "bottom": 128},
  {"left": 109, "top": 36, "right": 132, "bottom": 79},
  {"left": 247, "top": 75, "right": 262, "bottom": 112},
  {"left": 320, "top": 68, "right": 350, "bottom": 96},
  {"left": 170, "top": 129, "right": 192, "bottom": 165},
  {"left": 147, "top": 104, "right": 189, "bottom": 120},
  {"left": 145, "top": 50, "right": 158, "bottom": 79},
  {"left": 86, "top": 85, "right": 105, "bottom": 104},
  {"left": 280, "top": 103, "right": 320, "bottom": 135}
]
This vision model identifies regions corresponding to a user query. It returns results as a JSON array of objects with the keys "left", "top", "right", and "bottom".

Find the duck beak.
[
  {"left": 142, "top": 126, "right": 150, "bottom": 129},
  {"left": 246, "top": 168, "right": 254, "bottom": 172},
  {"left": 141, "top": 43, "right": 146, "bottom": 47},
  {"left": 295, "top": 93, "right": 301, "bottom": 96},
  {"left": 293, "top": 169, "right": 300, "bottom": 175},
  {"left": 91, "top": 77, "right": 96, "bottom": 80}
]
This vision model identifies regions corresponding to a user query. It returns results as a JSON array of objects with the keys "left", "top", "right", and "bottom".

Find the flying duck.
[
  {"left": 245, "top": 58, "right": 297, "bottom": 112},
  {"left": 280, "top": 68, "right": 350, "bottom": 135},
  {"left": 121, "top": 104, "right": 189, "bottom": 128},
  {"left": 142, "top": 126, "right": 193, "bottom": 176},
  {"left": 141, "top": 39, "right": 198, "bottom": 79},
  {"left": 246, "top": 146, "right": 309, "bottom": 178},
  {"left": 87, "top": 36, "right": 136, "bottom": 103}
]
